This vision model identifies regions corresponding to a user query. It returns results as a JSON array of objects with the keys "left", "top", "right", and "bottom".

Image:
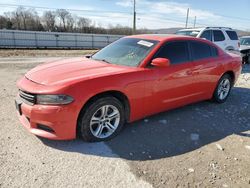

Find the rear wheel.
[
  {"left": 213, "top": 74, "right": 233, "bottom": 103},
  {"left": 78, "top": 97, "right": 125, "bottom": 142}
]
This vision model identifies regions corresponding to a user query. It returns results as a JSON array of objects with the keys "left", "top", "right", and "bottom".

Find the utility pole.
[
  {"left": 193, "top": 16, "right": 196, "bottom": 28},
  {"left": 133, "top": 0, "right": 136, "bottom": 34},
  {"left": 185, "top": 8, "right": 189, "bottom": 28}
]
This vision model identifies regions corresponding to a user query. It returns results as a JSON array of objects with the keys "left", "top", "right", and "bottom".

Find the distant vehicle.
[
  {"left": 240, "top": 36, "right": 250, "bottom": 64},
  {"left": 176, "top": 27, "right": 240, "bottom": 51},
  {"left": 16, "top": 35, "right": 242, "bottom": 141}
]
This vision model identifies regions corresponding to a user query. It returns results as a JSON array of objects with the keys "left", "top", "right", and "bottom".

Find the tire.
[
  {"left": 213, "top": 74, "right": 233, "bottom": 103},
  {"left": 78, "top": 97, "right": 125, "bottom": 142}
]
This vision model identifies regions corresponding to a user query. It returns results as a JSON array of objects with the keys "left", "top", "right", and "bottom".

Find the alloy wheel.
[{"left": 90, "top": 105, "right": 120, "bottom": 139}]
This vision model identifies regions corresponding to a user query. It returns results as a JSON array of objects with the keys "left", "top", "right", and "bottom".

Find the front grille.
[{"left": 19, "top": 90, "right": 36, "bottom": 105}]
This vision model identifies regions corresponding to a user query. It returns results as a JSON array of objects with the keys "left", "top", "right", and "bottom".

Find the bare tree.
[
  {"left": 17, "top": 6, "right": 29, "bottom": 30},
  {"left": 108, "top": 24, "right": 132, "bottom": 35},
  {"left": 0, "top": 6, "right": 149, "bottom": 35},
  {"left": 0, "top": 15, "right": 12, "bottom": 29},
  {"left": 6, "top": 7, "right": 43, "bottom": 31},
  {"left": 66, "top": 14, "right": 75, "bottom": 32},
  {"left": 43, "top": 11, "right": 56, "bottom": 31},
  {"left": 77, "top": 17, "right": 91, "bottom": 33},
  {"left": 56, "top": 9, "right": 70, "bottom": 31},
  {"left": 6, "top": 9, "right": 22, "bottom": 29}
]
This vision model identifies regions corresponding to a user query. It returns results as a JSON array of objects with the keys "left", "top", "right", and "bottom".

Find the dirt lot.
[{"left": 0, "top": 56, "right": 250, "bottom": 188}]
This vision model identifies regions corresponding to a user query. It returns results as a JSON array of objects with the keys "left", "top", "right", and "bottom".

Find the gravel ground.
[{"left": 0, "top": 58, "right": 250, "bottom": 188}]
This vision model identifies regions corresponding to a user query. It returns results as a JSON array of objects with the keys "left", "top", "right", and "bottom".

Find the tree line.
[{"left": 0, "top": 6, "right": 150, "bottom": 35}]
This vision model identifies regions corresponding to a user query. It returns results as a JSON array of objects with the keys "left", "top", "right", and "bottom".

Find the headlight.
[{"left": 36, "top": 95, "right": 74, "bottom": 105}]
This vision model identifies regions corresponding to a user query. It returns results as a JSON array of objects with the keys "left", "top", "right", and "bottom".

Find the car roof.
[
  {"left": 178, "top": 28, "right": 204, "bottom": 32},
  {"left": 241, "top": 36, "right": 250, "bottom": 38},
  {"left": 126, "top": 34, "right": 196, "bottom": 42},
  {"left": 178, "top": 27, "right": 235, "bottom": 32}
]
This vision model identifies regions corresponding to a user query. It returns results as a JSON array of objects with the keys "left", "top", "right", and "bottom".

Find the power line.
[
  {"left": 215, "top": 13, "right": 250, "bottom": 22},
  {"left": 0, "top": 3, "right": 132, "bottom": 15},
  {"left": 0, "top": 3, "right": 249, "bottom": 30},
  {"left": 1, "top": 3, "right": 250, "bottom": 22}
]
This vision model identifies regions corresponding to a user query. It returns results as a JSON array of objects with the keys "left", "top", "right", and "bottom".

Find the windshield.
[
  {"left": 176, "top": 30, "right": 200, "bottom": 37},
  {"left": 240, "top": 38, "right": 250, "bottom": 46},
  {"left": 91, "top": 38, "right": 158, "bottom": 67}
]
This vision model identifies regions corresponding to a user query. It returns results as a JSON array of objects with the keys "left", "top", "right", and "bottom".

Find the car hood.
[
  {"left": 240, "top": 45, "right": 250, "bottom": 51},
  {"left": 25, "top": 57, "right": 134, "bottom": 85}
]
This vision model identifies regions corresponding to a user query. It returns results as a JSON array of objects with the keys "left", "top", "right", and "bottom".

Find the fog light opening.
[{"left": 37, "top": 124, "right": 55, "bottom": 133}]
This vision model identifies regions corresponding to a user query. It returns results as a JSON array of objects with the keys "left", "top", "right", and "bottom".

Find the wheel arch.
[
  {"left": 225, "top": 46, "right": 235, "bottom": 51},
  {"left": 76, "top": 90, "right": 131, "bottom": 136},
  {"left": 223, "top": 70, "right": 235, "bottom": 84}
]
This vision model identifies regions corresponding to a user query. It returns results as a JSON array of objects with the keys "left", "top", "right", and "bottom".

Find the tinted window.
[
  {"left": 191, "top": 41, "right": 212, "bottom": 60},
  {"left": 240, "top": 37, "right": 250, "bottom": 45},
  {"left": 155, "top": 42, "right": 190, "bottom": 64},
  {"left": 226, "top": 31, "right": 238, "bottom": 40},
  {"left": 213, "top": 30, "right": 225, "bottom": 42},
  {"left": 211, "top": 46, "right": 219, "bottom": 57},
  {"left": 200, "top": 30, "right": 212, "bottom": 41}
]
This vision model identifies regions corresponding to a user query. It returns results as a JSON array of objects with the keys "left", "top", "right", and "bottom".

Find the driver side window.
[{"left": 154, "top": 41, "right": 190, "bottom": 64}]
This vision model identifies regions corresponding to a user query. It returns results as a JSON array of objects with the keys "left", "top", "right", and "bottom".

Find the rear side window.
[
  {"left": 211, "top": 46, "right": 219, "bottom": 57},
  {"left": 226, "top": 31, "right": 238, "bottom": 40},
  {"left": 191, "top": 41, "right": 218, "bottom": 60},
  {"left": 200, "top": 30, "right": 212, "bottom": 41},
  {"left": 213, "top": 30, "right": 225, "bottom": 42},
  {"left": 155, "top": 41, "right": 190, "bottom": 64}
]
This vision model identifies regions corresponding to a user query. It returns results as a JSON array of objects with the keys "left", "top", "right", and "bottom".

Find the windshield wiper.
[
  {"left": 91, "top": 57, "right": 111, "bottom": 64},
  {"left": 95, "top": 59, "right": 111, "bottom": 64}
]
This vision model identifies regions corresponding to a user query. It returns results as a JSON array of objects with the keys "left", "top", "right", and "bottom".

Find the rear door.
[
  {"left": 189, "top": 40, "right": 222, "bottom": 98},
  {"left": 225, "top": 30, "right": 239, "bottom": 50},
  {"left": 212, "top": 30, "right": 226, "bottom": 50}
]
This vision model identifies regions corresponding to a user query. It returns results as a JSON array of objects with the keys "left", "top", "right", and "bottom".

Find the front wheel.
[
  {"left": 213, "top": 74, "right": 233, "bottom": 103},
  {"left": 78, "top": 97, "right": 125, "bottom": 142}
]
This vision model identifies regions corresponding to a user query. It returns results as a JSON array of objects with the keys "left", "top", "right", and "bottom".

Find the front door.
[{"left": 143, "top": 41, "right": 198, "bottom": 116}]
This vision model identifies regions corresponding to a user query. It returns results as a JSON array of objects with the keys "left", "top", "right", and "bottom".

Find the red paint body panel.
[{"left": 16, "top": 35, "right": 242, "bottom": 140}]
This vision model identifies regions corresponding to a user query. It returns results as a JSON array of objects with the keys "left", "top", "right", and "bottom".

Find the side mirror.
[
  {"left": 85, "top": 55, "right": 91, "bottom": 58},
  {"left": 151, "top": 58, "right": 170, "bottom": 67}
]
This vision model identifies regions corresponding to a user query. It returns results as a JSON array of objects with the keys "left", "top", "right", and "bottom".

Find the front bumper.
[
  {"left": 16, "top": 76, "right": 82, "bottom": 140},
  {"left": 16, "top": 97, "right": 77, "bottom": 140}
]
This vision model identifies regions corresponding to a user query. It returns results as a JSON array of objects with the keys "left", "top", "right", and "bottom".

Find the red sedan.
[{"left": 16, "top": 35, "right": 242, "bottom": 141}]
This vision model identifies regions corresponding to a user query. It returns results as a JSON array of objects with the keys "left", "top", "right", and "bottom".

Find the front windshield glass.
[
  {"left": 240, "top": 38, "right": 250, "bottom": 46},
  {"left": 176, "top": 30, "right": 199, "bottom": 37},
  {"left": 91, "top": 38, "right": 158, "bottom": 67}
]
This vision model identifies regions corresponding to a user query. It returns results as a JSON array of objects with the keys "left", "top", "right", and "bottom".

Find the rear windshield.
[
  {"left": 176, "top": 30, "right": 199, "bottom": 37},
  {"left": 226, "top": 31, "right": 238, "bottom": 40}
]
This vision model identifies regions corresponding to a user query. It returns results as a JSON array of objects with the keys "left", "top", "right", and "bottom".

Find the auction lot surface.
[{"left": 0, "top": 54, "right": 250, "bottom": 188}]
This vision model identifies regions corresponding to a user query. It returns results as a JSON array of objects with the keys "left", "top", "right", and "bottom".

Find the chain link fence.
[{"left": 0, "top": 30, "right": 123, "bottom": 49}]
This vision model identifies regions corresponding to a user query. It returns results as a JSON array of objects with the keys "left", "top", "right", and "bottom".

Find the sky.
[{"left": 0, "top": 0, "right": 250, "bottom": 31}]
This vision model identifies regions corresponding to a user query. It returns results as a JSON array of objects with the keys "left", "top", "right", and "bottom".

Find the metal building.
[{"left": 0, "top": 30, "right": 123, "bottom": 49}]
